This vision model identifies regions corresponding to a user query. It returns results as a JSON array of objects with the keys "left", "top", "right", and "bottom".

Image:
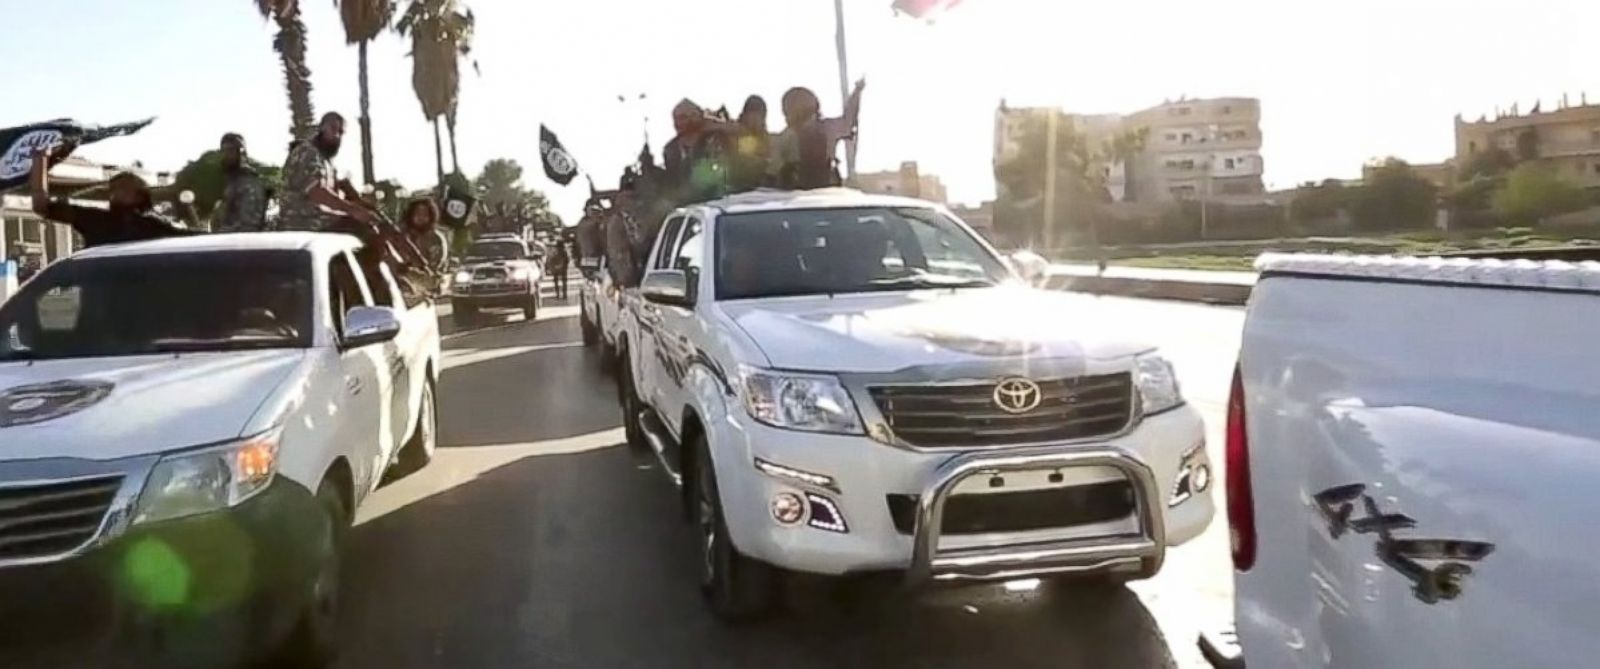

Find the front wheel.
[
  {"left": 691, "top": 435, "right": 778, "bottom": 621},
  {"left": 275, "top": 478, "right": 349, "bottom": 667}
]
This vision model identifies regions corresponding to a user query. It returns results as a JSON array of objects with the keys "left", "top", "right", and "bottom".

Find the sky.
[{"left": 6, "top": 0, "right": 1600, "bottom": 223}]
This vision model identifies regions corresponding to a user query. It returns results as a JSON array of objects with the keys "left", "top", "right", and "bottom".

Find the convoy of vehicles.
[
  {"left": 450, "top": 236, "right": 545, "bottom": 326},
  {"left": 0, "top": 233, "right": 441, "bottom": 668},
  {"left": 1218, "top": 253, "right": 1600, "bottom": 668},
  {"left": 608, "top": 189, "right": 1215, "bottom": 618}
]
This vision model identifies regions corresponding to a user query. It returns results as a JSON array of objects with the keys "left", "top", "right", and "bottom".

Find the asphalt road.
[{"left": 334, "top": 288, "right": 1245, "bottom": 669}]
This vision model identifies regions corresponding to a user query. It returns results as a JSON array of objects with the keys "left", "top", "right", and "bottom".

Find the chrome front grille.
[
  {"left": 870, "top": 373, "right": 1135, "bottom": 448},
  {"left": 0, "top": 476, "right": 122, "bottom": 561}
]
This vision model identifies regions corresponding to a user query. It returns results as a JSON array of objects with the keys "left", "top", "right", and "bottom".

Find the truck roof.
[
  {"left": 705, "top": 188, "right": 940, "bottom": 215},
  {"left": 1257, "top": 253, "right": 1600, "bottom": 291},
  {"left": 70, "top": 232, "right": 361, "bottom": 260}
]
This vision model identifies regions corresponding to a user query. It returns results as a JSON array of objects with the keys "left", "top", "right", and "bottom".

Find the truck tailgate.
[{"left": 1236, "top": 264, "right": 1600, "bottom": 668}]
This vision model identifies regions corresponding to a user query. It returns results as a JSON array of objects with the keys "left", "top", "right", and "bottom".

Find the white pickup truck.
[
  {"left": 1222, "top": 253, "right": 1600, "bottom": 668},
  {"left": 0, "top": 233, "right": 441, "bottom": 668},
  {"left": 578, "top": 255, "right": 625, "bottom": 368},
  {"left": 614, "top": 189, "right": 1214, "bottom": 619}
]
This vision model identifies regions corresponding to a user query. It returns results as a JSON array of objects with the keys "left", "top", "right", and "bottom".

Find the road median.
[{"left": 1046, "top": 264, "right": 1255, "bottom": 306}]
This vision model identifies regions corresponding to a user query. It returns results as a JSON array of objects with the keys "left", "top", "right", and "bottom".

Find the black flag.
[
  {"left": 0, "top": 118, "right": 155, "bottom": 192},
  {"left": 439, "top": 182, "right": 477, "bottom": 230},
  {"left": 539, "top": 124, "right": 580, "bottom": 186}
]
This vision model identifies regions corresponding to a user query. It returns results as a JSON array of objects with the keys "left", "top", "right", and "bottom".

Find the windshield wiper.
[{"left": 867, "top": 275, "right": 997, "bottom": 290}]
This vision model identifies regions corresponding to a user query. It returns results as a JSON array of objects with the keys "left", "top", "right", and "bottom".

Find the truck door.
[
  {"left": 635, "top": 215, "right": 685, "bottom": 412},
  {"left": 327, "top": 251, "right": 388, "bottom": 491},
  {"left": 652, "top": 214, "right": 706, "bottom": 438},
  {"left": 360, "top": 259, "right": 419, "bottom": 450}
]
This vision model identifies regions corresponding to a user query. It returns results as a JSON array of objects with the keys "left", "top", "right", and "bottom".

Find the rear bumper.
[{"left": 0, "top": 478, "right": 323, "bottom": 669}]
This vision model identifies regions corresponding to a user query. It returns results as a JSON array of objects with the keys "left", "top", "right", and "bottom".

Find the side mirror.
[
  {"left": 641, "top": 269, "right": 694, "bottom": 307},
  {"left": 342, "top": 306, "right": 402, "bottom": 348},
  {"left": 1008, "top": 250, "right": 1051, "bottom": 286}
]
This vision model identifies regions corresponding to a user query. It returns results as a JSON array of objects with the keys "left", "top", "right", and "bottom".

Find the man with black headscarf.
[
  {"left": 213, "top": 133, "right": 269, "bottom": 233},
  {"left": 279, "top": 112, "right": 380, "bottom": 232},
  {"left": 28, "top": 143, "right": 196, "bottom": 249}
]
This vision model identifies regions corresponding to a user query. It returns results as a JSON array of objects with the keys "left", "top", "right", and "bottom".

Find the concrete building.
[
  {"left": 852, "top": 161, "right": 948, "bottom": 203},
  {"left": 994, "top": 97, "right": 1265, "bottom": 204},
  {"left": 1455, "top": 99, "right": 1600, "bottom": 187},
  {"left": 1, "top": 157, "right": 174, "bottom": 270},
  {"left": 948, "top": 201, "right": 995, "bottom": 237}
]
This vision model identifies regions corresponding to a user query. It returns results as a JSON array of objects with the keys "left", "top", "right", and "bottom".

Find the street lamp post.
[{"left": 833, "top": 0, "right": 856, "bottom": 182}]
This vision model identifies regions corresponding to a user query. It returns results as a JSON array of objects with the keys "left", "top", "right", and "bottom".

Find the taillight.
[{"left": 1226, "top": 363, "right": 1257, "bottom": 571}]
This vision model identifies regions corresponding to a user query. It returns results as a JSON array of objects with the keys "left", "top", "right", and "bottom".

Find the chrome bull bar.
[{"left": 906, "top": 447, "right": 1165, "bottom": 584}]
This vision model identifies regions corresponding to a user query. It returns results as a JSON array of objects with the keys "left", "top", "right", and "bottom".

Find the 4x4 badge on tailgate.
[{"left": 1314, "top": 483, "right": 1496, "bottom": 604}]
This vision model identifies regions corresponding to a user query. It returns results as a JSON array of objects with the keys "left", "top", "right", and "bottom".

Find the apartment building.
[
  {"left": 994, "top": 96, "right": 1265, "bottom": 204},
  {"left": 853, "top": 161, "right": 949, "bottom": 203},
  {"left": 1456, "top": 100, "right": 1600, "bottom": 187}
]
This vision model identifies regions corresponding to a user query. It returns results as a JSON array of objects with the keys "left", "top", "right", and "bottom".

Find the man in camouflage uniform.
[
  {"left": 279, "top": 113, "right": 379, "bottom": 231},
  {"left": 212, "top": 133, "right": 269, "bottom": 233}
]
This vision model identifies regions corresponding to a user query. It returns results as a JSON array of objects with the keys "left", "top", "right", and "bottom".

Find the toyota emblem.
[{"left": 992, "top": 378, "right": 1042, "bottom": 414}]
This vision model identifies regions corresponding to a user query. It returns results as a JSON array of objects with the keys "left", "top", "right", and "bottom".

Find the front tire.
[
  {"left": 690, "top": 434, "right": 777, "bottom": 622},
  {"left": 276, "top": 478, "right": 349, "bottom": 667}
]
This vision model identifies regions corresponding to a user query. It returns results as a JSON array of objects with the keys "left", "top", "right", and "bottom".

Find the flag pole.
[{"left": 834, "top": 0, "right": 856, "bottom": 183}]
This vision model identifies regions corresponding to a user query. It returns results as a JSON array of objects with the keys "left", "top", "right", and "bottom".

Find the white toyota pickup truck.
[
  {"left": 0, "top": 233, "right": 440, "bottom": 668},
  {"left": 1221, "top": 252, "right": 1600, "bottom": 668},
  {"left": 614, "top": 189, "right": 1214, "bottom": 619}
]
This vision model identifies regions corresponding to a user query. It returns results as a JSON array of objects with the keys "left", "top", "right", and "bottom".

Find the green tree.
[
  {"left": 1492, "top": 163, "right": 1590, "bottom": 224},
  {"left": 472, "top": 158, "right": 556, "bottom": 234},
  {"left": 252, "top": 0, "right": 316, "bottom": 139},
  {"left": 336, "top": 0, "right": 397, "bottom": 185},
  {"left": 994, "top": 112, "right": 1142, "bottom": 246},
  {"left": 172, "top": 150, "right": 284, "bottom": 222},
  {"left": 1350, "top": 158, "right": 1437, "bottom": 231},
  {"left": 1459, "top": 146, "right": 1517, "bottom": 181},
  {"left": 397, "top": 0, "right": 476, "bottom": 181}
]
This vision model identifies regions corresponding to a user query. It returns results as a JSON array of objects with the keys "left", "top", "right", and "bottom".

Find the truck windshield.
[
  {"left": 0, "top": 250, "right": 313, "bottom": 361},
  {"left": 466, "top": 241, "right": 526, "bottom": 261},
  {"left": 714, "top": 206, "right": 1009, "bottom": 300}
]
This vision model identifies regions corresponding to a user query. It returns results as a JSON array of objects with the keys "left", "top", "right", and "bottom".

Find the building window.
[
  {"left": 1224, "top": 158, "right": 1236, "bottom": 170},
  {"left": 1181, "top": 133, "right": 1193, "bottom": 143},
  {"left": 1164, "top": 132, "right": 1177, "bottom": 142},
  {"left": 1592, "top": 163, "right": 1600, "bottom": 175},
  {"left": 1223, "top": 106, "right": 1233, "bottom": 114},
  {"left": 1468, "top": 141, "right": 1478, "bottom": 154}
]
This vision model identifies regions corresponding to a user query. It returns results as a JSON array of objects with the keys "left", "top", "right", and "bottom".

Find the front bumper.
[
  {"left": 711, "top": 405, "right": 1213, "bottom": 580},
  {"left": 0, "top": 477, "right": 323, "bottom": 669},
  {"left": 452, "top": 286, "right": 533, "bottom": 308}
]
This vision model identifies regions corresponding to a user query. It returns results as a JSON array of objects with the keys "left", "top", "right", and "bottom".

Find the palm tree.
[
  {"left": 397, "top": 0, "right": 476, "bottom": 182},
  {"left": 336, "top": 0, "right": 397, "bottom": 185},
  {"left": 252, "top": 0, "right": 316, "bottom": 139}
]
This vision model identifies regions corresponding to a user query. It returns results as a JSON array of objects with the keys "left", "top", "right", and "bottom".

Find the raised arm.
[{"left": 28, "top": 143, "right": 79, "bottom": 223}]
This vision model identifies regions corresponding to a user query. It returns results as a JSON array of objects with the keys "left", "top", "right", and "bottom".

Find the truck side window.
[
  {"left": 654, "top": 216, "right": 685, "bottom": 271},
  {"left": 328, "top": 252, "right": 372, "bottom": 333},
  {"left": 672, "top": 218, "right": 703, "bottom": 274}
]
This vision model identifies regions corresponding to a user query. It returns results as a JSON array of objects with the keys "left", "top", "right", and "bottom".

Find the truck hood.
[
  {"left": 719, "top": 287, "right": 1152, "bottom": 373},
  {"left": 0, "top": 350, "right": 308, "bottom": 461}
]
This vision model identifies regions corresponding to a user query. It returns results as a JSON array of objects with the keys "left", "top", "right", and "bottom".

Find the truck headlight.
[
  {"left": 740, "top": 367, "right": 863, "bottom": 435},
  {"left": 132, "top": 428, "right": 280, "bottom": 525},
  {"left": 453, "top": 270, "right": 473, "bottom": 284},
  {"left": 510, "top": 267, "right": 533, "bottom": 282},
  {"left": 1135, "top": 352, "right": 1184, "bottom": 415}
]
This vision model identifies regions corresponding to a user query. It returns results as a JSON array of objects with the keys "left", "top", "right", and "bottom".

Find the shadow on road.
[{"left": 338, "top": 444, "right": 1176, "bottom": 669}]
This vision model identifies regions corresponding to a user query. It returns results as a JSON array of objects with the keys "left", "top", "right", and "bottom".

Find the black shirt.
[{"left": 44, "top": 202, "right": 199, "bottom": 248}]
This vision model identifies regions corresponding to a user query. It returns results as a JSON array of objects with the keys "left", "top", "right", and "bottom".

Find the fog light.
[
  {"left": 1192, "top": 464, "right": 1212, "bottom": 493},
  {"left": 771, "top": 492, "right": 805, "bottom": 525}
]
